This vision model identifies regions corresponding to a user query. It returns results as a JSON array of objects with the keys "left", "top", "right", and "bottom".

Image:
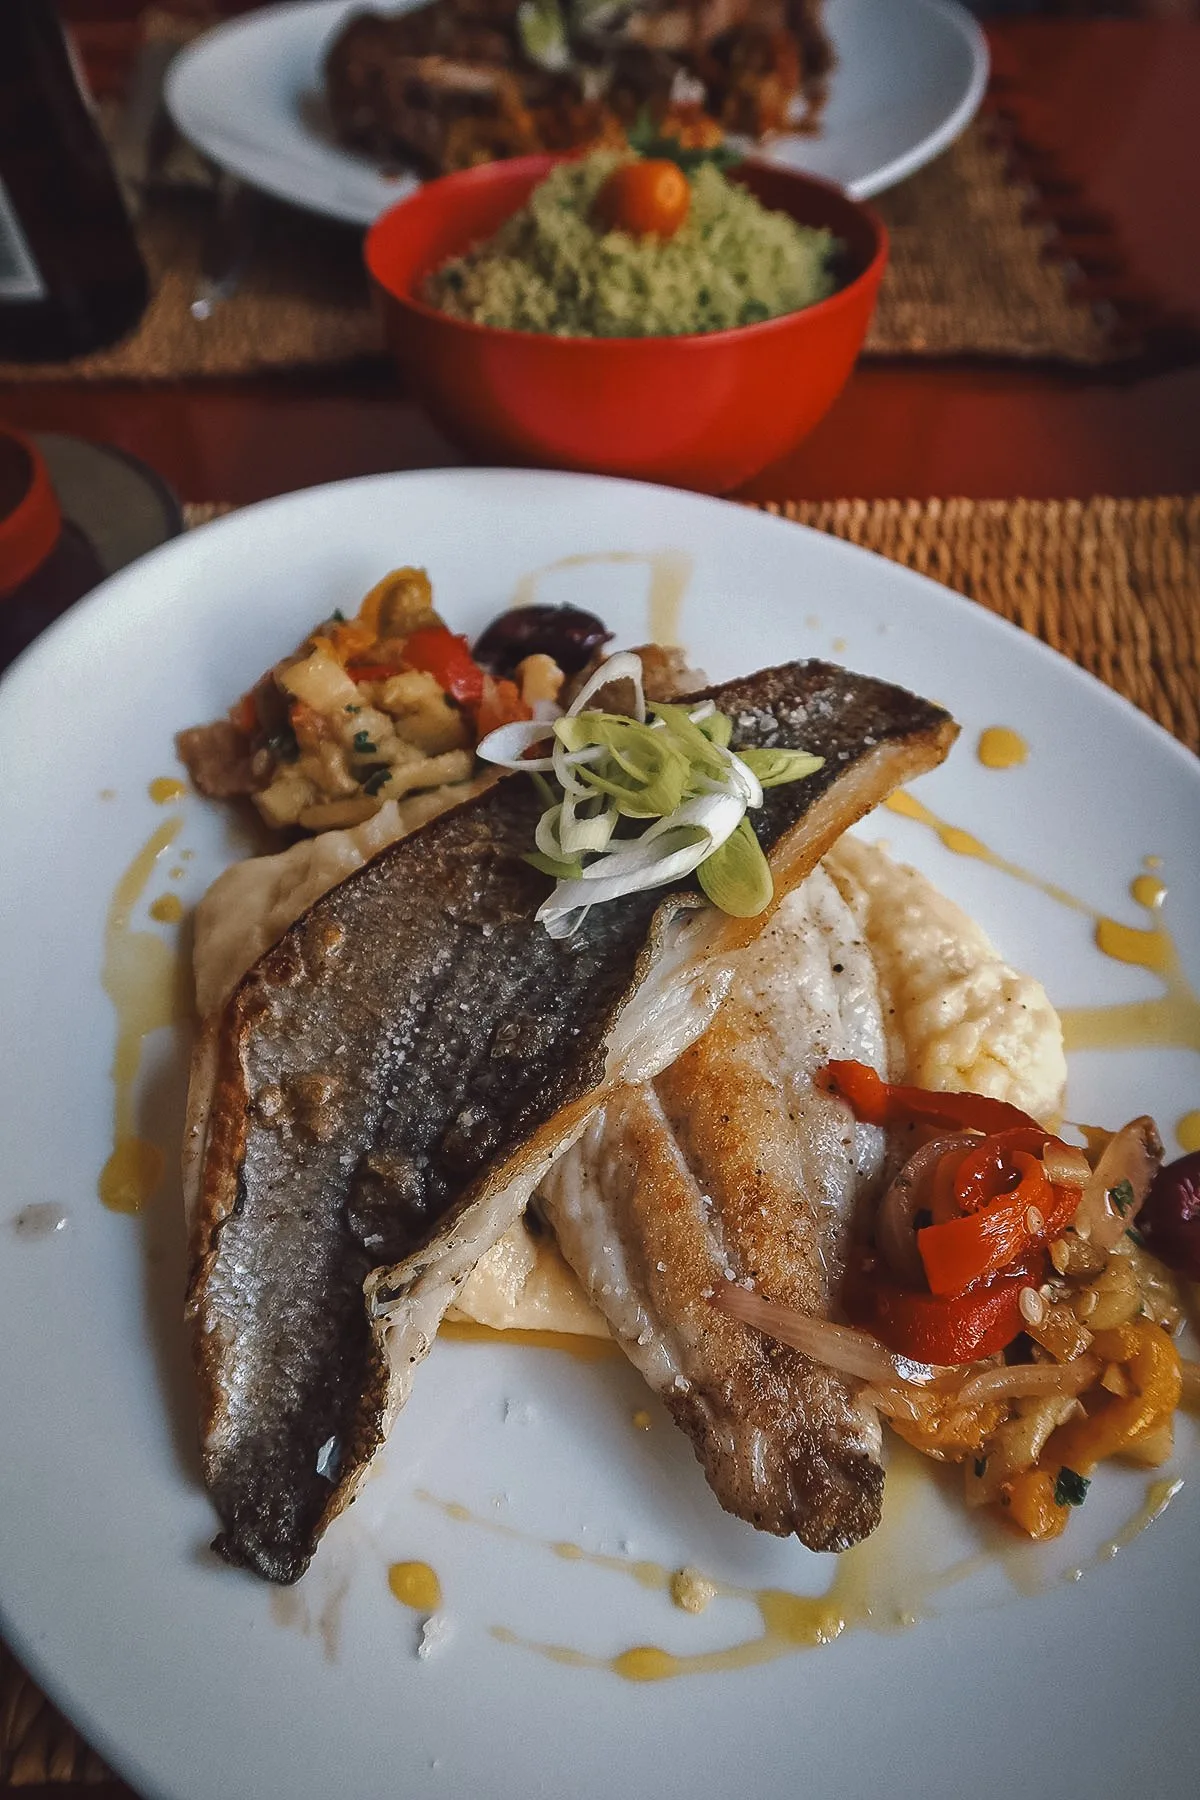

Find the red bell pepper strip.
[
  {"left": 824, "top": 1060, "right": 1042, "bottom": 1137},
  {"left": 918, "top": 1152, "right": 1052, "bottom": 1295},
  {"left": 401, "top": 627, "right": 486, "bottom": 706},
  {"left": 952, "top": 1127, "right": 1054, "bottom": 1212},
  {"left": 848, "top": 1253, "right": 1047, "bottom": 1365}
]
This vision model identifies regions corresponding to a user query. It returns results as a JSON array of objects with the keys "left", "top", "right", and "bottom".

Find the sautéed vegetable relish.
[
  {"left": 176, "top": 568, "right": 571, "bottom": 836},
  {"left": 720, "top": 1066, "right": 1198, "bottom": 1543}
]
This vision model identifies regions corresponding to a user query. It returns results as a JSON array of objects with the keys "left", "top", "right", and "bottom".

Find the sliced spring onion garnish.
[{"left": 475, "top": 652, "right": 824, "bottom": 937}]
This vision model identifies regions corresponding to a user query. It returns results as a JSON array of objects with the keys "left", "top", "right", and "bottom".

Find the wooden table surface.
[
  {"left": 2, "top": 15, "right": 1199, "bottom": 509},
  {"left": 3, "top": 12, "right": 1198, "bottom": 1800}
]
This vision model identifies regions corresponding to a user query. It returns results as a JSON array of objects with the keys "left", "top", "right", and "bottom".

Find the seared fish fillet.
[
  {"left": 186, "top": 660, "right": 954, "bottom": 1581},
  {"left": 543, "top": 866, "right": 889, "bottom": 1552}
]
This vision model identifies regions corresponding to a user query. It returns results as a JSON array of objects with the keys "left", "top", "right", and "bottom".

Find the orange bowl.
[{"left": 365, "top": 156, "right": 887, "bottom": 495}]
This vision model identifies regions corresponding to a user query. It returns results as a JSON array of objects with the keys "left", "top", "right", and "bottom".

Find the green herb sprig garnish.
[
  {"left": 476, "top": 651, "right": 823, "bottom": 938},
  {"left": 627, "top": 109, "right": 744, "bottom": 175},
  {"left": 1053, "top": 1467, "right": 1091, "bottom": 1509}
]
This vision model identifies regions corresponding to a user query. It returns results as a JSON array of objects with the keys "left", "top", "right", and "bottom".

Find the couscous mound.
[{"left": 424, "top": 153, "right": 841, "bottom": 338}]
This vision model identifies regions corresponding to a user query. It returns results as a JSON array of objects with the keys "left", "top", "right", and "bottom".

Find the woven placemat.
[
  {"left": 2, "top": 491, "right": 1195, "bottom": 1790},
  {"left": 0, "top": 114, "right": 1123, "bottom": 385}
]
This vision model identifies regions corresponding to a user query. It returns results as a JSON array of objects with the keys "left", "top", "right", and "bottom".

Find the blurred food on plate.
[{"left": 324, "top": 0, "right": 834, "bottom": 174}]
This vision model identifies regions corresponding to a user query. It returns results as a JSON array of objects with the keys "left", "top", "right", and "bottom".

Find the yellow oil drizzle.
[
  {"left": 632, "top": 1408, "right": 653, "bottom": 1432},
  {"left": 149, "top": 893, "right": 183, "bottom": 925},
  {"left": 977, "top": 726, "right": 1028, "bottom": 770},
  {"left": 1095, "top": 1478, "right": 1183, "bottom": 1560},
  {"left": 1178, "top": 1113, "right": 1200, "bottom": 1154},
  {"left": 388, "top": 1561, "right": 442, "bottom": 1611},
  {"left": 512, "top": 551, "right": 693, "bottom": 649},
  {"left": 420, "top": 1455, "right": 943, "bottom": 1682},
  {"left": 420, "top": 1456, "right": 1185, "bottom": 1682},
  {"left": 148, "top": 776, "right": 186, "bottom": 804},
  {"left": 882, "top": 793, "right": 1089, "bottom": 914},
  {"left": 98, "top": 820, "right": 189, "bottom": 1213},
  {"left": 438, "top": 1320, "right": 622, "bottom": 1362},
  {"left": 883, "top": 792, "right": 1200, "bottom": 1075}
]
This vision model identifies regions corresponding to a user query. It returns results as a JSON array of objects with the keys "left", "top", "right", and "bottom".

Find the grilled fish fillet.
[
  {"left": 185, "top": 660, "right": 954, "bottom": 1581},
  {"left": 542, "top": 865, "right": 889, "bottom": 1552}
]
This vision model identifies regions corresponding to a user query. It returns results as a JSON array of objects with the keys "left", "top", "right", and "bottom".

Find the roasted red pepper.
[
  {"left": 825, "top": 1060, "right": 1041, "bottom": 1137},
  {"left": 848, "top": 1253, "right": 1046, "bottom": 1365},
  {"left": 951, "top": 1127, "right": 1053, "bottom": 1213},
  {"left": 828, "top": 1061, "right": 1086, "bottom": 1347},
  {"left": 401, "top": 627, "right": 486, "bottom": 706},
  {"left": 919, "top": 1154, "right": 1083, "bottom": 1298},
  {"left": 918, "top": 1153, "right": 1050, "bottom": 1295}
]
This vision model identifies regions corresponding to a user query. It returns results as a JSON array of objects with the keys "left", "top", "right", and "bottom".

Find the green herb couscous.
[{"left": 424, "top": 153, "right": 842, "bottom": 339}]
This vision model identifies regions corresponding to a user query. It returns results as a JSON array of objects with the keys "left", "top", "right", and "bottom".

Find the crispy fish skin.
[
  {"left": 187, "top": 660, "right": 955, "bottom": 1582},
  {"left": 545, "top": 866, "right": 889, "bottom": 1552}
]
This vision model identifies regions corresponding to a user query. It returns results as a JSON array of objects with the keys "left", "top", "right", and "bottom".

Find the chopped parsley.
[
  {"left": 330, "top": 608, "right": 346, "bottom": 623},
  {"left": 362, "top": 766, "right": 391, "bottom": 797},
  {"left": 1109, "top": 1179, "right": 1136, "bottom": 1216},
  {"left": 628, "top": 110, "right": 744, "bottom": 175},
  {"left": 353, "top": 730, "right": 377, "bottom": 755},
  {"left": 973, "top": 1456, "right": 988, "bottom": 1479},
  {"left": 344, "top": 703, "right": 361, "bottom": 715},
  {"left": 1126, "top": 1226, "right": 1146, "bottom": 1247},
  {"left": 1054, "top": 1467, "right": 1090, "bottom": 1509}
]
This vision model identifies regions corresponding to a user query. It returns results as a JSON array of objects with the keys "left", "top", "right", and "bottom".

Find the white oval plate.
[
  {"left": 165, "top": 0, "right": 989, "bottom": 224},
  {"left": 0, "top": 469, "right": 1196, "bottom": 1800}
]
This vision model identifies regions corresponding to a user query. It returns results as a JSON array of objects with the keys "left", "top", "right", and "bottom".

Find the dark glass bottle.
[{"left": 0, "top": 0, "right": 149, "bottom": 361}]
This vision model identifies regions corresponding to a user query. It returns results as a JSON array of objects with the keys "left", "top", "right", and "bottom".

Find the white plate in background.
[{"left": 165, "top": 0, "right": 989, "bottom": 225}]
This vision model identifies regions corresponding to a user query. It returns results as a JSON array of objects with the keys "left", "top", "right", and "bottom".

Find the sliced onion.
[
  {"left": 536, "top": 831, "right": 712, "bottom": 925},
  {"left": 857, "top": 1383, "right": 938, "bottom": 1424},
  {"left": 722, "top": 748, "right": 764, "bottom": 809},
  {"left": 557, "top": 791, "right": 617, "bottom": 857},
  {"left": 1073, "top": 1117, "right": 1162, "bottom": 1253},
  {"left": 954, "top": 1354, "right": 1101, "bottom": 1407},
  {"left": 714, "top": 1285, "right": 946, "bottom": 1386},
  {"left": 1043, "top": 1141, "right": 1091, "bottom": 1188},
  {"left": 565, "top": 650, "right": 646, "bottom": 722},
  {"left": 476, "top": 717, "right": 558, "bottom": 768},
  {"left": 876, "top": 1132, "right": 980, "bottom": 1286}
]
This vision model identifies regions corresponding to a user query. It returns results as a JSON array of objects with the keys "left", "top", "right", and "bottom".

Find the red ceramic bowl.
[{"left": 366, "top": 156, "right": 887, "bottom": 495}]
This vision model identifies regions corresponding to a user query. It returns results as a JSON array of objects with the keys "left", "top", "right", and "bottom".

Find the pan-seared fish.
[
  {"left": 542, "top": 865, "right": 889, "bottom": 1552},
  {"left": 186, "top": 660, "right": 954, "bottom": 1581}
]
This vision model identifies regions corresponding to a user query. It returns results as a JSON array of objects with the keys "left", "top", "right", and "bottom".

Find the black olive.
[{"left": 472, "top": 604, "right": 613, "bottom": 678}]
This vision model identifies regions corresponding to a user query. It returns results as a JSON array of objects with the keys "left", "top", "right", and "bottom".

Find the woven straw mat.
[
  {"left": 1, "top": 491, "right": 1195, "bottom": 1789},
  {"left": 0, "top": 118, "right": 1116, "bottom": 384}
]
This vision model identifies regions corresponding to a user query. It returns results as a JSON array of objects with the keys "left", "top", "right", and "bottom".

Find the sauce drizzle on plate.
[
  {"left": 512, "top": 551, "right": 693, "bottom": 649},
  {"left": 98, "top": 817, "right": 188, "bottom": 1212},
  {"left": 977, "top": 726, "right": 1028, "bottom": 770}
]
